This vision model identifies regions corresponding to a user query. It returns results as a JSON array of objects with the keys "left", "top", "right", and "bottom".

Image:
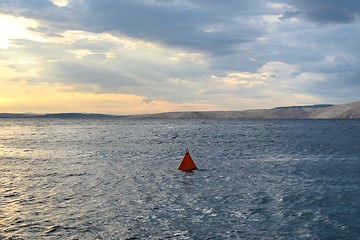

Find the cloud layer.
[{"left": 0, "top": 0, "right": 359, "bottom": 113}]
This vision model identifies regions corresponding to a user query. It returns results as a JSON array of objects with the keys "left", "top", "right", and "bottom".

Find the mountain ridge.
[{"left": 126, "top": 101, "right": 360, "bottom": 119}]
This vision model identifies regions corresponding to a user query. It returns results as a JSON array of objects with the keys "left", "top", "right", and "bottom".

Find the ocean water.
[{"left": 0, "top": 119, "right": 360, "bottom": 239}]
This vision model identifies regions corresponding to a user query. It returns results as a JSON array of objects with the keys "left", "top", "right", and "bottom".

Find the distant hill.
[
  {"left": 1, "top": 101, "right": 360, "bottom": 119},
  {"left": 37, "top": 113, "right": 121, "bottom": 118},
  {"left": 0, "top": 113, "right": 36, "bottom": 118},
  {"left": 128, "top": 101, "right": 360, "bottom": 119},
  {"left": 0, "top": 113, "right": 120, "bottom": 119},
  {"left": 273, "top": 104, "right": 334, "bottom": 109},
  {"left": 308, "top": 102, "right": 360, "bottom": 118}
]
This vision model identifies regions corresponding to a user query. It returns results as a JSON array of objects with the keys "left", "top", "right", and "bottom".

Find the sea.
[{"left": 0, "top": 118, "right": 360, "bottom": 239}]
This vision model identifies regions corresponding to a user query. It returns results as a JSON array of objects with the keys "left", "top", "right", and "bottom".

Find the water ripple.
[{"left": 0, "top": 119, "right": 359, "bottom": 239}]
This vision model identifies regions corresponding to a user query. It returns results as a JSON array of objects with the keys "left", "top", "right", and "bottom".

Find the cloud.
[
  {"left": 3, "top": 29, "right": 213, "bottom": 102},
  {"left": 1, "top": 0, "right": 269, "bottom": 55},
  {"left": 275, "top": 0, "right": 360, "bottom": 24},
  {"left": 203, "top": 61, "right": 360, "bottom": 106},
  {"left": 0, "top": 0, "right": 360, "bottom": 113},
  {"left": 51, "top": 0, "right": 68, "bottom": 7}
]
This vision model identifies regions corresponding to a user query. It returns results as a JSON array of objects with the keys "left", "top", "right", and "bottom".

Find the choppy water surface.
[{"left": 1, "top": 119, "right": 360, "bottom": 239}]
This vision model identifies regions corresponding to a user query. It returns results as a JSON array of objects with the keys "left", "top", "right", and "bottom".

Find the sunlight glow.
[
  {"left": 0, "top": 78, "right": 214, "bottom": 114},
  {"left": 51, "top": 0, "right": 69, "bottom": 7},
  {"left": 0, "top": 14, "right": 46, "bottom": 49}
]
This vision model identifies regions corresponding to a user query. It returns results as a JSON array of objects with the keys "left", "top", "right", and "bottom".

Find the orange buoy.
[{"left": 177, "top": 148, "right": 198, "bottom": 171}]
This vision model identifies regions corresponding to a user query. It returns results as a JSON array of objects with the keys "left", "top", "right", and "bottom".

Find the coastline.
[{"left": 1, "top": 101, "right": 359, "bottom": 119}]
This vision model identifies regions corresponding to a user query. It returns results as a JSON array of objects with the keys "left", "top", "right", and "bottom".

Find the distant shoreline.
[{"left": 1, "top": 101, "right": 359, "bottom": 119}]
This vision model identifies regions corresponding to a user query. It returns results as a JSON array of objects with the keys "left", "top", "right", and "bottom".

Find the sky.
[{"left": 0, "top": 0, "right": 359, "bottom": 114}]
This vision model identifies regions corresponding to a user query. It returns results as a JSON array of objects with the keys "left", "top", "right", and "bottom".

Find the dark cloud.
[
  {"left": 1, "top": 0, "right": 268, "bottom": 55},
  {"left": 0, "top": 0, "right": 52, "bottom": 9},
  {"left": 0, "top": 0, "right": 69, "bottom": 23},
  {"left": 277, "top": 0, "right": 360, "bottom": 23},
  {"left": 68, "top": 0, "right": 266, "bottom": 55}
]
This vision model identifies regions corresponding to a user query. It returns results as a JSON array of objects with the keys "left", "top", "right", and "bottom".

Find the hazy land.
[{"left": 1, "top": 101, "right": 359, "bottom": 119}]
